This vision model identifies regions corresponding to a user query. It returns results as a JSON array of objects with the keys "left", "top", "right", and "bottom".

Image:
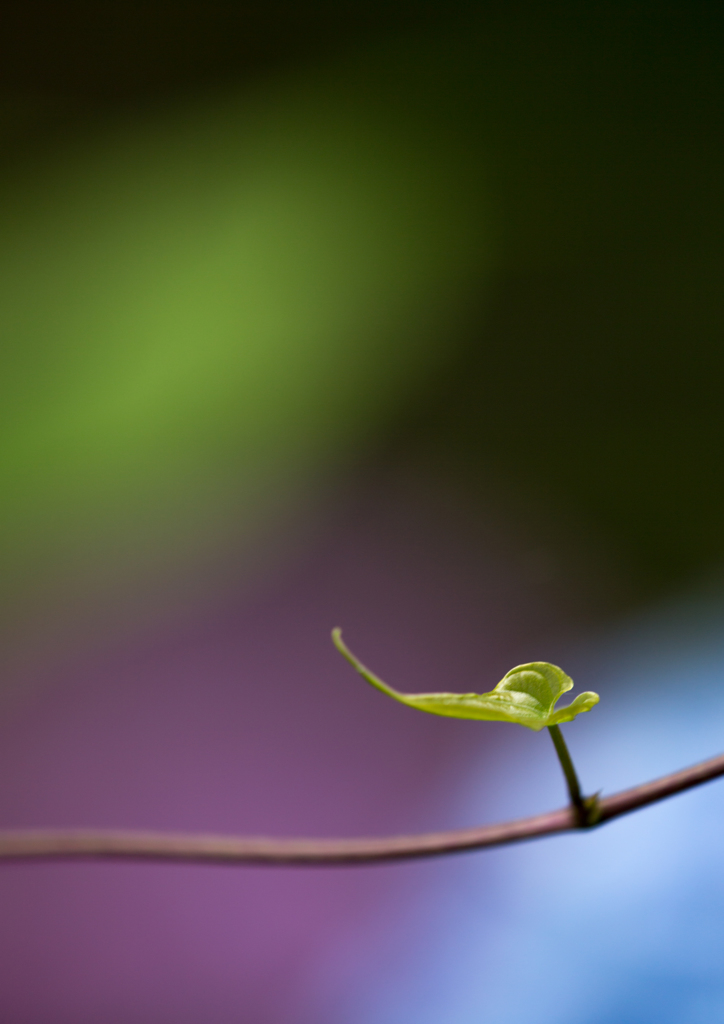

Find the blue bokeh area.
[{"left": 317, "top": 593, "right": 724, "bottom": 1024}]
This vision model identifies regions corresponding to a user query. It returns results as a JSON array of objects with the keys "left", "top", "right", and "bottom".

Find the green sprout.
[{"left": 332, "top": 628, "right": 601, "bottom": 826}]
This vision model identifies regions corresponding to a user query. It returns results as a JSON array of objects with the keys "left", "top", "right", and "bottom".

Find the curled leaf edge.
[{"left": 332, "top": 628, "right": 599, "bottom": 731}]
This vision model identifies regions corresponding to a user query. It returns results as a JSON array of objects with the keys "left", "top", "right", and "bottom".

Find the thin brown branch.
[{"left": 1, "top": 749, "right": 723, "bottom": 867}]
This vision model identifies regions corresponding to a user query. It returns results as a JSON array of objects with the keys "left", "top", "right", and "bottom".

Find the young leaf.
[{"left": 332, "top": 629, "right": 599, "bottom": 731}]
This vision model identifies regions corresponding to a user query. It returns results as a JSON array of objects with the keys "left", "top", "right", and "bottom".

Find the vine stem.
[
  {"left": 547, "top": 724, "right": 591, "bottom": 826},
  {"left": 0, "top": 749, "right": 722, "bottom": 866}
]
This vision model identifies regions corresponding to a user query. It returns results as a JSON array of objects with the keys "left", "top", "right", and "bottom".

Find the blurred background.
[{"left": 0, "top": 2, "right": 723, "bottom": 1021}]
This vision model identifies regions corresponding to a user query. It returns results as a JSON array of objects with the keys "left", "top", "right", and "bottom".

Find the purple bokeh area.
[{"left": 0, "top": 481, "right": 607, "bottom": 1022}]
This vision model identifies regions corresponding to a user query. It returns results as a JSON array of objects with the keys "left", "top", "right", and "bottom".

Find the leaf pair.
[{"left": 332, "top": 629, "right": 599, "bottom": 732}]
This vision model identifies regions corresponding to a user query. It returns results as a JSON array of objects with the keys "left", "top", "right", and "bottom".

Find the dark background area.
[{"left": 6, "top": 1, "right": 722, "bottom": 593}]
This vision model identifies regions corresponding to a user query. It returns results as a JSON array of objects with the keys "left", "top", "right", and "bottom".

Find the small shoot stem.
[{"left": 547, "top": 724, "right": 598, "bottom": 827}]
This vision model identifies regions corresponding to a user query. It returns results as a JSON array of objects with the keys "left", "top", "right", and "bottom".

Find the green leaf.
[{"left": 332, "top": 629, "right": 599, "bottom": 732}]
